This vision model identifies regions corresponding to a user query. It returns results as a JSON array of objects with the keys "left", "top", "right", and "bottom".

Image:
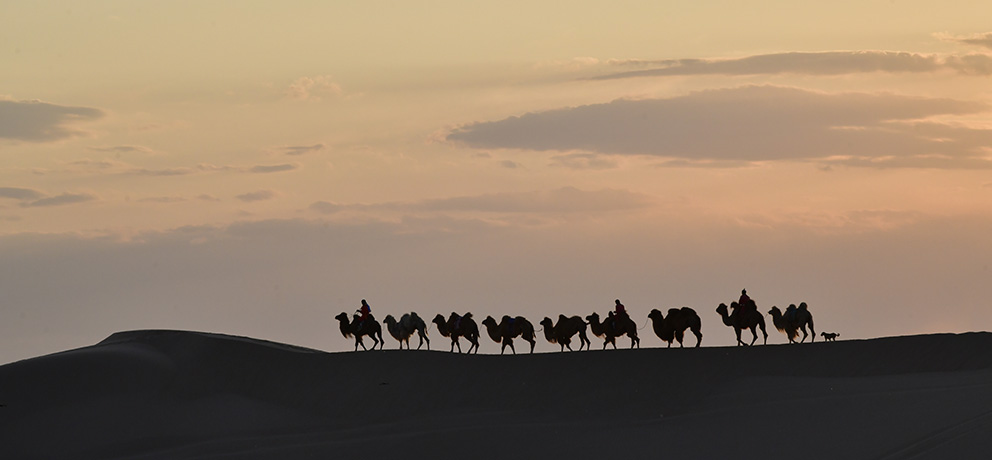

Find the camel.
[
  {"left": 648, "top": 307, "right": 703, "bottom": 348},
  {"left": 539, "top": 315, "right": 590, "bottom": 352},
  {"left": 383, "top": 312, "right": 430, "bottom": 350},
  {"left": 715, "top": 302, "right": 767, "bottom": 346},
  {"left": 431, "top": 312, "right": 480, "bottom": 354},
  {"left": 768, "top": 302, "right": 815, "bottom": 344},
  {"left": 481, "top": 315, "right": 536, "bottom": 354},
  {"left": 335, "top": 312, "right": 383, "bottom": 351},
  {"left": 585, "top": 312, "right": 640, "bottom": 350}
]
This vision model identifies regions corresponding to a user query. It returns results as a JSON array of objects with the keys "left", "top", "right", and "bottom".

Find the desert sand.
[{"left": 2, "top": 330, "right": 992, "bottom": 459}]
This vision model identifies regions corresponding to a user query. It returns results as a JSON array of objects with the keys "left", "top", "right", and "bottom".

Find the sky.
[{"left": 2, "top": 1, "right": 991, "bottom": 362}]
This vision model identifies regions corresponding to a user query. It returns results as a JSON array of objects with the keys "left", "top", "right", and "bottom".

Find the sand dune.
[{"left": 2, "top": 330, "right": 992, "bottom": 459}]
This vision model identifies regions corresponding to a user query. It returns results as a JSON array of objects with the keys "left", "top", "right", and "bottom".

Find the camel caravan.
[{"left": 334, "top": 292, "right": 826, "bottom": 353}]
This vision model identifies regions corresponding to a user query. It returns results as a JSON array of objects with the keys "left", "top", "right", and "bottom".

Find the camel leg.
[
  {"left": 528, "top": 338, "right": 535, "bottom": 354},
  {"left": 735, "top": 328, "right": 745, "bottom": 347},
  {"left": 694, "top": 329, "right": 702, "bottom": 348},
  {"left": 749, "top": 327, "right": 759, "bottom": 346}
]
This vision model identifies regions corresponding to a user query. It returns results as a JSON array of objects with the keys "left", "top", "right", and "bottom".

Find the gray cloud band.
[{"left": 447, "top": 86, "right": 992, "bottom": 169}]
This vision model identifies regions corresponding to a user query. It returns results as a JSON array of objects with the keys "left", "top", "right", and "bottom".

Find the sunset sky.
[{"left": 2, "top": 1, "right": 991, "bottom": 361}]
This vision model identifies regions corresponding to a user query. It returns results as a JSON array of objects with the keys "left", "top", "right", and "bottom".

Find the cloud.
[
  {"left": 499, "top": 160, "right": 521, "bottom": 169},
  {"left": 937, "top": 32, "right": 992, "bottom": 50},
  {"left": 236, "top": 190, "right": 276, "bottom": 202},
  {"left": 0, "top": 99, "right": 104, "bottom": 142},
  {"left": 197, "top": 163, "right": 299, "bottom": 174},
  {"left": 197, "top": 194, "right": 221, "bottom": 201},
  {"left": 549, "top": 153, "right": 619, "bottom": 170},
  {"left": 88, "top": 145, "right": 153, "bottom": 155},
  {"left": 281, "top": 144, "right": 325, "bottom": 156},
  {"left": 20, "top": 192, "right": 97, "bottom": 207},
  {"left": 249, "top": 164, "right": 298, "bottom": 174},
  {"left": 592, "top": 51, "right": 992, "bottom": 79},
  {"left": 138, "top": 196, "right": 187, "bottom": 203},
  {"left": 447, "top": 85, "right": 992, "bottom": 169},
  {"left": 127, "top": 167, "right": 197, "bottom": 176},
  {"left": 310, "top": 187, "right": 654, "bottom": 215},
  {"left": 309, "top": 201, "right": 343, "bottom": 214},
  {"left": 0, "top": 187, "right": 44, "bottom": 201},
  {"left": 285, "top": 76, "right": 343, "bottom": 101}
]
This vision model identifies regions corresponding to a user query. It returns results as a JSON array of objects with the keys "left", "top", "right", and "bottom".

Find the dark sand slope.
[{"left": 3, "top": 331, "right": 992, "bottom": 459}]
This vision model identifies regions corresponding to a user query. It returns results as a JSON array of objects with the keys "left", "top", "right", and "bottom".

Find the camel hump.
[
  {"left": 798, "top": 302, "right": 809, "bottom": 311},
  {"left": 462, "top": 312, "right": 473, "bottom": 319}
]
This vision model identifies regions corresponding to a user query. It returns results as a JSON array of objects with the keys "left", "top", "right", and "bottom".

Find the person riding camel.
[
  {"left": 612, "top": 299, "right": 627, "bottom": 330},
  {"left": 738, "top": 289, "right": 754, "bottom": 316},
  {"left": 357, "top": 299, "right": 372, "bottom": 328}
]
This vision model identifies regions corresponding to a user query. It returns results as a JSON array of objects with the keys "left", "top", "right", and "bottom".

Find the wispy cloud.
[
  {"left": 138, "top": 196, "right": 187, "bottom": 203},
  {"left": 1, "top": 187, "right": 97, "bottom": 208},
  {"left": 0, "top": 187, "right": 44, "bottom": 201},
  {"left": 549, "top": 153, "right": 619, "bottom": 170},
  {"left": 936, "top": 32, "right": 992, "bottom": 50},
  {"left": 310, "top": 187, "right": 655, "bottom": 215},
  {"left": 127, "top": 167, "right": 197, "bottom": 176},
  {"left": 280, "top": 144, "right": 325, "bottom": 155},
  {"left": 447, "top": 85, "right": 992, "bottom": 169},
  {"left": 236, "top": 190, "right": 277, "bottom": 202},
  {"left": 0, "top": 99, "right": 103, "bottom": 142},
  {"left": 20, "top": 192, "right": 97, "bottom": 208},
  {"left": 88, "top": 145, "right": 154, "bottom": 155},
  {"left": 198, "top": 163, "right": 299, "bottom": 174},
  {"left": 593, "top": 51, "right": 992, "bottom": 80},
  {"left": 249, "top": 164, "right": 298, "bottom": 174},
  {"left": 285, "top": 76, "right": 343, "bottom": 101}
]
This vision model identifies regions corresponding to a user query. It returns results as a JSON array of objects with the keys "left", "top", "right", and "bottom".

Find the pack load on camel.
[{"left": 769, "top": 302, "right": 815, "bottom": 344}]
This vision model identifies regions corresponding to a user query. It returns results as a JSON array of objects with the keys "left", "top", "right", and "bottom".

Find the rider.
[
  {"left": 357, "top": 299, "right": 372, "bottom": 328},
  {"left": 612, "top": 299, "right": 627, "bottom": 329},
  {"left": 738, "top": 289, "right": 754, "bottom": 316}
]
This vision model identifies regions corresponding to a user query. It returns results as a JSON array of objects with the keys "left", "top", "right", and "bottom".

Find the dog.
[{"left": 821, "top": 332, "right": 840, "bottom": 342}]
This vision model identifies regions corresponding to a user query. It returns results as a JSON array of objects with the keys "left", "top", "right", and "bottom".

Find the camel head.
[
  {"left": 585, "top": 312, "right": 600, "bottom": 324},
  {"left": 383, "top": 314, "right": 397, "bottom": 325},
  {"left": 335, "top": 312, "right": 349, "bottom": 323},
  {"left": 648, "top": 308, "right": 663, "bottom": 320},
  {"left": 768, "top": 306, "right": 782, "bottom": 317},
  {"left": 715, "top": 303, "right": 729, "bottom": 316},
  {"left": 482, "top": 316, "right": 498, "bottom": 328},
  {"left": 432, "top": 314, "right": 446, "bottom": 326},
  {"left": 540, "top": 317, "right": 554, "bottom": 328}
]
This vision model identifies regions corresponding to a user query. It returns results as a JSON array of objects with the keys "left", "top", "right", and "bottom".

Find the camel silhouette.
[
  {"left": 383, "top": 312, "right": 430, "bottom": 350},
  {"left": 715, "top": 302, "right": 767, "bottom": 346},
  {"left": 648, "top": 307, "right": 703, "bottom": 348},
  {"left": 481, "top": 315, "right": 536, "bottom": 354},
  {"left": 432, "top": 312, "right": 480, "bottom": 354},
  {"left": 539, "top": 315, "right": 590, "bottom": 351},
  {"left": 769, "top": 302, "right": 815, "bottom": 343},
  {"left": 586, "top": 311, "right": 640, "bottom": 350},
  {"left": 335, "top": 312, "right": 383, "bottom": 351}
]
